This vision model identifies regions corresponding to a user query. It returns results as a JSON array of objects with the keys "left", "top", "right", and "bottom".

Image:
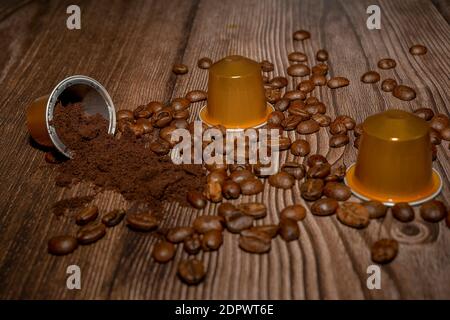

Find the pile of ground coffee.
[{"left": 52, "top": 103, "right": 205, "bottom": 211}]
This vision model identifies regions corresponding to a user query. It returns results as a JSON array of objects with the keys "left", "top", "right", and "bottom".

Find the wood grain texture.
[{"left": 0, "top": 0, "right": 449, "bottom": 300}]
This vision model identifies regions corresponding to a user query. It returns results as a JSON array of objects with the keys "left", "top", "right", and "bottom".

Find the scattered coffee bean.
[
  {"left": 267, "top": 111, "right": 285, "bottom": 126},
  {"left": 316, "top": 49, "right": 328, "bottom": 61},
  {"left": 283, "top": 90, "right": 306, "bottom": 101},
  {"left": 371, "top": 239, "right": 399, "bottom": 264},
  {"left": 240, "top": 178, "right": 264, "bottom": 195},
  {"left": 323, "top": 182, "right": 351, "bottom": 201},
  {"left": 287, "top": 64, "right": 310, "bottom": 77},
  {"left": 362, "top": 201, "right": 387, "bottom": 219},
  {"left": 337, "top": 202, "right": 370, "bottom": 228},
  {"left": 265, "top": 87, "right": 282, "bottom": 103},
  {"left": 117, "top": 109, "right": 134, "bottom": 121},
  {"left": 75, "top": 205, "right": 98, "bottom": 226},
  {"left": 420, "top": 200, "right": 447, "bottom": 223},
  {"left": 136, "top": 118, "right": 153, "bottom": 133},
  {"left": 361, "top": 71, "right": 380, "bottom": 83},
  {"left": 171, "top": 97, "right": 190, "bottom": 111},
  {"left": 102, "top": 209, "right": 126, "bottom": 227},
  {"left": 270, "top": 76, "right": 289, "bottom": 89},
  {"left": 290, "top": 139, "right": 310, "bottom": 157},
  {"left": 274, "top": 98, "right": 290, "bottom": 112},
  {"left": 225, "top": 213, "right": 254, "bottom": 233},
  {"left": 126, "top": 212, "right": 159, "bottom": 231},
  {"left": 300, "top": 179, "right": 324, "bottom": 201},
  {"left": 430, "top": 114, "right": 449, "bottom": 132},
  {"left": 281, "top": 162, "right": 306, "bottom": 180},
  {"left": 329, "top": 134, "right": 349, "bottom": 148},
  {"left": 293, "top": 30, "right": 310, "bottom": 41},
  {"left": 134, "top": 105, "right": 152, "bottom": 119},
  {"left": 312, "top": 63, "right": 328, "bottom": 75},
  {"left": 409, "top": 44, "right": 427, "bottom": 55},
  {"left": 186, "top": 90, "right": 207, "bottom": 102},
  {"left": 269, "top": 172, "right": 295, "bottom": 189},
  {"left": 149, "top": 139, "right": 170, "bottom": 155},
  {"left": 48, "top": 235, "right": 78, "bottom": 255},
  {"left": 205, "top": 181, "right": 223, "bottom": 203},
  {"left": 310, "top": 74, "right": 327, "bottom": 86},
  {"left": 311, "top": 114, "right": 331, "bottom": 127},
  {"left": 198, "top": 57, "right": 213, "bottom": 69},
  {"left": 252, "top": 225, "right": 279, "bottom": 238},
  {"left": 297, "top": 119, "right": 320, "bottom": 134},
  {"left": 441, "top": 127, "right": 450, "bottom": 141},
  {"left": 230, "top": 169, "right": 253, "bottom": 184},
  {"left": 260, "top": 60, "right": 274, "bottom": 72},
  {"left": 167, "top": 226, "right": 194, "bottom": 243},
  {"left": 288, "top": 51, "right": 308, "bottom": 62},
  {"left": 152, "top": 110, "right": 173, "bottom": 128},
  {"left": 172, "top": 63, "right": 188, "bottom": 75},
  {"left": 193, "top": 215, "right": 224, "bottom": 234},
  {"left": 279, "top": 218, "right": 300, "bottom": 241},
  {"left": 280, "top": 204, "right": 307, "bottom": 221},
  {"left": 327, "top": 77, "right": 349, "bottom": 89},
  {"left": 392, "top": 202, "right": 414, "bottom": 222},
  {"left": 297, "top": 80, "right": 315, "bottom": 93},
  {"left": 239, "top": 233, "right": 271, "bottom": 254},
  {"left": 329, "top": 121, "right": 347, "bottom": 135},
  {"left": 202, "top": 230, "right": 223, "bottom": 251},
  {"left": 311, "top": 198, "right": 339, "bottom": 216},
  {"left": 377, "top": 58, "right": 396, "bottom": 69},
  {"left": 393, "top": 85, "right": 416, "bottom": 101},
  {"left": 222, "top": 180, "right": 241, "bottom": 199},
  {"left": 184, "top": 233, "right": 202, "bottom": 254},
  {"left": 187, "top": 190, "right": 207, "bottom": 209},
  {"left": 307, "top": 163, "right": 331, "bottom": 179},
  {"left": 381, "top": 78, "right": 397, "bottom": 92},
  {"left": 152, "top": 241, "right": 175, "bottom": 263},
  {"left": 325, "top": 164, "right": 347, "bottom": 182},
  {"left": 238, "top": 202, "right": 267, "bottom": 219},
  {"left": 77, "top": 222, "right": 107, "bottom": 244},
  {"left": 178, "top": 259, "right": 206, "bottom": 285},
  {"left": 307, "top": 154, "right": 328, "bottom": 167}
]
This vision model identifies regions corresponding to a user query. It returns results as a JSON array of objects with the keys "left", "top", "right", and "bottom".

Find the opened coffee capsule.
[
  {"left": 26, "top": 75, "right": 116, "bottom": 157},
  {"left": 345, "top": 109, "right": 442, "bottom": 206},
  {"left": 199, "top": 55, "right": 273, "bottom": 129}
]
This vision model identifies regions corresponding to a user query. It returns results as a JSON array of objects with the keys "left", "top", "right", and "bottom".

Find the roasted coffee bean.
[
  {"left": 117, "top": 109, "right": 135, "bottom": 122},
  {"left": 117, "top": 119, "right": 131, "bottom": 133},
  {"left": 230, "top": 169, "right": 254, "bottom": 184},
  {"left": 239, "top": 234, "right": 271, "bottom": 253},
  {"left": 354, "top": 123, "right": 364, "bottom": 137},
  {"left": 337, "top": 202, "right": 370, "bottom": 228},
  {"left": 288, "top": 101, "right": 308, "bottom": 117},
  {"left": 147, "top": 101, "right": 164, "bottom": 114},
  {"left": 173, "top": 108, "right": 190, "bottom": 120},
  {"left": 265, "top": 87, "right": 282, "bottom": 104},
  {"left": 377, "top": 58, "right": 396, "bottom": 69},
  {"left": 335, "top": 115, "right": 356, "bottom": 130},
  {"left": 126, "top": 213, "right": 159, "bottom": 232},
  {"left": 172, "top": 63, "right": 188, "bottom": 75},
  {"left": 329, "top": 134, "right": 350, "bottom": 148},
  {"left": 325, "top": 164, "right": 347, "bottom": 182},
  {"left": 187, "top": 190, "right": 207, "bottom": 209},
  {"left": 152, "top": 110, "right": 172, "bottom": 128},
  {"left": 441, "top": 127, "right": 450, "bottom": 141},
  {"left": 316, "top": 49, "right": 328, "bottom": 61},
  {"left": 371, "top": 239, "right": 398, "bottom": 264},
  {"left": 297, "top": 80, "right": 315, "bottom": 93},
  {"left": 222, "top": 180, "right": 241, "bottom": 199},
  {"left": 240, "top": 178, "right": 264, "bottom": 195},
  {"left": 310, "top": 74, "right": 327, "bottom": 86},
  {"left": 306, "top": 96, "right": 319, "bottom": 105},
  {"left": 48, "top": 235, "right": 78, "bottom": 255},
  {"left": 362, "top": 201, "right": 387, "bottom": 219},
  {"left": 280, "top": 162, "right": 305, "bottom": 180},
  {"left": 178, "top": 259, "right": 205, "bottom": 285},
  {"left": 193, "top": 215, "right": 224, "bottom": 234},
  {"left": 250, "top": 225, "right": 279, "bottom": 238},
  {"left": 260, "top": 60, "right": 274, "bottom": 72},
  {"left": 205, "top": 181, "right": 223, "bottom": 203},
  {"left": 307, "top": 154, "right": 328, "bottom": 167},
  {"left": 270, "top": 134, "right": 292, "bottom": 151},
  {"left": 207, "top": 170, "right": 227, "bottom": 186},
  {"left": 381, "top": 78, "right": 397, "bottom": 92},
  {"left": 102, "top": 209, "right": 126, "bottom": 227},
  {"left": 186, "top": 90, "right": 207, "bottom": 102},
  {"left": 311, "top": 198, "right": 339, "bottom": 216},
  {"left": 282, "top": 115, "right": 302, "bottom": 130},
  {"left": 300, "top": 179, "right": 324, "bottom": 201},
  {"left": 229, "top": 163, "right": 252, "bottom": 172},
  {"left": 133, "top": 105, "right": 152, "bottom": 119},
  {"left": 136, "top": 118, "right": 153, "bottom": 133},
  {"left": 288, "top": 51, "right": 307, "bottom": 62},
  {"left": 420, "top": 200, "right": 447, "bottom": 223},
  {"left": 274, "top": 98, "right": 290, "bottom": 112},
  {"left": 393, "top": 85, "right": 416, "bottom": 101},
  {"left": 329, "top": 121, "right": 347, "bottom": 135},
  {"left": 167, "top": 226, "right": 194, "bottom": 243},
  {"left": 293, "top": 29, "right": 310, "bottom": 41},
  {"left": 323, "top": 182, "right": 351, "bottom": 201},
  {"left": 307, "top": 163, "right": 331, "bottom": 179},
  {"left": 253, "top": 162, "right": 271, "bottom": 178},
  {"left": 77, "top": 222, "right": 106, "bottom": 245},
  {"left": 218, "top": 202, "right": 240, "bottom": 218},
  {"left": 279, "top": 218, "right": 300, "bottom": 241},
  {"left": 265, "top": 123, "right": 284, "bottom": 135},
  {"left": 304, "top": 102, "right": 326, "bottom": 115},
  {"left": 159, "top": 125, "right": 178, "bottom": 146},
  {"left": 312, "top": 63, "right": 328, "bottom": 76},
  {"left": 171, "top": 97, "right": 190, "bottom": 111},
  {"left": 327, "top": 77, "right": 349, "bottom": 89},
  {"left": 430, "top": 114, "right": 449, "bottom": 132},
  {"left": 430, "top": 128, "right": 441, "bottom": 145},
  {"left": 129, "top": 123, "right": 145, "bottom": 137},
  {"left": 290, "top": 139, "right": 310, "bottom": 157},
  {"left": 240, "top": 228, "right": 273, "bottom": 242},
  {"left": 280, "top": 205, "right": 306, "bottom": 221},
  {"left": 269, "top": 76, "right": 289, "bottom": 89},
  {"left": 238, "top": 202, "right": 267, "bottom": 219},
  {"left": 283, "top": 90, "right": 306, "bottom": 101},
  {"left": 392, "top": 202, "right": 414, "bottom": 222},
  {"left": 198, "top": 57, "right": 213, "bottom": 69},
  {"left": 267, "top": 111, "right": 285, "bottom": 126},
  {"left": 409, "top": 44, "right": 427, "bottom": 55},
  {"left": 150, "top": 140, "right": 170, "bottom": 155},
  {"left": 226, "top": 213, "right": 253, "bottom": 233},
  {"left": 361, "top": 71, "right": 380, "bottom": 83},
  {"left": 310, "top": 114, "right": 331, "bottom": 127},
  {"left": 202, "top": 230, "right": 223, "bottom": 251},
  {"left": 269, "top": 172, "right": 295, "bottom": 189},
  {"left": 287, "top": 63, "right": 310, "bottom": 77},
  {"left": 152, "top": 241, "right": 175, "bottom": 263},
  {"left": 75, "top": 206, "right": 98, "bottom": 226},
  {"left": 297, "top": 119, "right": 320, "bottom": 134},
  {"left": 184, "top": 234, "right": 202, "bottom": 254}
]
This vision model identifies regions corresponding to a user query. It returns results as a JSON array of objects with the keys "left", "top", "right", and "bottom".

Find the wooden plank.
[{"left": 0, "top": 0, "right": 449, "bottom": 299}]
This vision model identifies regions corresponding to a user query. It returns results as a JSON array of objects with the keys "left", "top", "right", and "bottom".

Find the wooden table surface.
[{"left": 0, "top": 0, "right": 449, "bottom": 300}]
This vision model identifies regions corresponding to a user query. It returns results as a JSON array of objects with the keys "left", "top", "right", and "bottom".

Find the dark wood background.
[{"left": 0, "top": 0, "right": 449, "bottom": 300}]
